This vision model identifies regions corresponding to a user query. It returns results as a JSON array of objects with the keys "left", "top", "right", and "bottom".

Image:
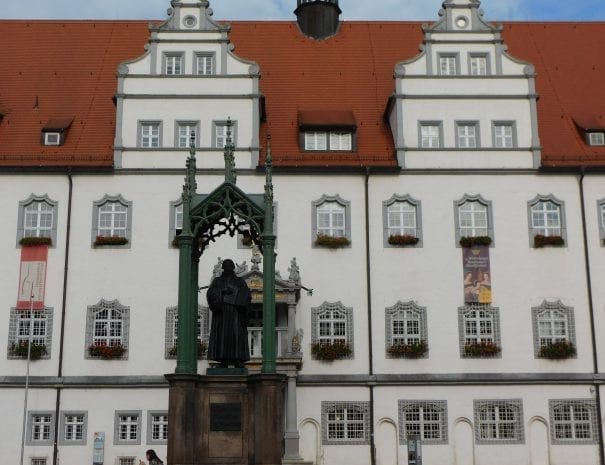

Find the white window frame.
[
  {"left": 213, "top": 120, "right": 237, "bottom": 148},
  {"left": 27, "top": 411, "right": 55, "bottom": 445},
  {"left": 114, "top": 411, "right": 141, "bottom": 445},
  {"left": 549, "top": 400, "right": 598, "bottom": 444},
  {"left": 527, "top": 195, "right": 567, "bottom": 246},
  {"left": 588, "top": 132, "right": 605, "bottom": 146},
  {"left": 312, "top": 195, "right": 351, "bottom": 246},
  {"left": 419, "top": 122, "right": 442, "bottom": 149},
  {"left": 322, "top": 401, "right": 370, "bottom": 445},
  {"left": 147, "top": 411, "right": 169, "bottom": 445},
  {"left": 304, "top": 131, "right": 327, "bottom": 151},
  {"left": 311, "top": 301, "right": 354, "bottom": 359},
  {"left": 458, "top": 304, "right": 501, "bottom": 358},
  {"left": 176, "top": 121, "right": 199, "bottom": 149},
  {"left": 43, "top": 132, "right": 61, "bottom": 146},
  {"left": 92, "top": 195, "right": 132, "bottom": 247},
  {"left": 597, "top": 198, "right": 605, "bottom": 245},
  {"left": 85, "top": 299, "right": 129, "bottom": 359},
  {"left": 532, "top": 300, "right": 576, "bottom": 359},
  {"left": 17, "top": 194, "right": 58, "bottom": 247},
  {"left": 385, "top": 301, "right": 428, "bottom": 358},
  {"left": 398, "top": 400, "right": 448, "bottom": 444},
  {"left": 59, "top": 411, "right": 87, "bottom": 445},
  {"left": 474, "top": 400, "right": 524, "bottom": 444},
  {"left": 492, "top": 121, "right": 516, "bottom": 148},
  {"left": 164, "top": 53, "right": 183, "bottom": 75},
  {"left": 7, "top": 307, "right": 53, "bottom": 360},
  {"left": 456, "top": 121, "right": 479, "bottom": 148},
  {"left": 329, "top": 131, "right": 352, "bottom": 151},
  {"left": 439, "top": 54, "right": 458, "bottom": 76},
  {"left": 195, "top": 53, "right": 215, "bottom": 75},
  {"left": 165, "top": 305, "right": 209, "bottom": 359},
  {"left": 454, "top": 194, "right": 494, "bottom": 246},
  {"left": 469, "top": 54, "right": 489, "bottom": 76},
  {"left": 138, "top": 121, "right": 162, "bottom": 148}
]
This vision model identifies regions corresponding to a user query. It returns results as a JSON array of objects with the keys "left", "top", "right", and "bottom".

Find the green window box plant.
[
  {"left": 311, "top": 341, "right": 352, "bottom": 361},
  {"left": 459, "top": 236, "right": 492, "bottom": 247},
  {"left": 387, "top": 340, "right": 428, "bottom": 358},
  {"left": 539, "top": 340, "right": 576, "bottom": 359},
  {"left": 19, "top": 236, "right": 52, "bottom": 247},
  {"left": 388, "top": 234, "right": 419, "bottom": 246},
  {"left": 464, "top": 341, "right": 501, "bottom": 357},
  {"left": 9, "top": 341, "right": 47, "bottom": 360},
  {"left": 94, "top": 235, "right": 129, "bottom": 246},
  {"left": 534, "top": 234, "right": 564, "bottom": 248},
  {"left": 314, "top": 234, "right": 350, "bottom": 248},
  {"left": 88, "top": 343, "right": 126, "bottom": 359}
]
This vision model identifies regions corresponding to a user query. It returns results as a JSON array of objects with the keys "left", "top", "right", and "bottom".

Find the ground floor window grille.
[
  {"left": 398, "top": 400, "right": 447, "bottom": 444},
  {"left": 474, "top": 399, "right": 524, "bottom": 444},
  {"left": 322, "top": 401, "right": 370, "bottom": 445},
  {"left": 550, "top": 400, "right": 597, "bottom": 444}
]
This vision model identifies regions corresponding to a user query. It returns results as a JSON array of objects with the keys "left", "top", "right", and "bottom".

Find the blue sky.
[{"left": 1, "top": 0, "right": 604, "bottom": 21}]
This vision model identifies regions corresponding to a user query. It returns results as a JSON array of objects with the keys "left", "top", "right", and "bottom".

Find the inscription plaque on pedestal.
[{"left": 210, "top": 403, "right": 242, "bottom": 432}]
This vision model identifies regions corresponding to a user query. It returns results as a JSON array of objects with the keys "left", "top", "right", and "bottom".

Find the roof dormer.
[
  {"left": 574, "top": 116, "right": 605, "bottom": 147},
  {"left": 40, "top": 118, "right": 73, "bottom": 147}
]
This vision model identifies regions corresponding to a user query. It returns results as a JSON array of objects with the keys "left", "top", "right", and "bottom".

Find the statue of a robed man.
[{"left": 206, "top": 259, "right": 251, "bottom": 367}]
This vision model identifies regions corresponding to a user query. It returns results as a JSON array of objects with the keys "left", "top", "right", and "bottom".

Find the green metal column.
[
  {"left": 175, "top": 143, "right": 198, "bottom": 374},
  {"left": 261, "top": 141, "right": 276, "bottom": 374}
]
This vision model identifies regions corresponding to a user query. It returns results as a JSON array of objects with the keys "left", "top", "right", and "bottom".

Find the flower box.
[
  {"left": 94, "top": 235, "right": 129, "bottom": 246},
  {"left": 19, "top": 236, "right": 52, "bottom": 247},
  {"left": 314, "top": 234, "right": 350, "bottom": 248},
  {"left": 387, "top": 341, "right": 428, "bottom": 358},
  {"left": 459, "top": 236, "right": 492, "bottom": 247},
  {"left": 311, "top": 341, "right": 352, "bottom": 361},
  {"left": 168, "top": 340, "right": 208, "bottom": 359},
  {"left": 534, "top": 234, "right": 564, "bottom": 248},
  {"left": 388, "top": 234, "right": 419, "bottom": 246},
  {"left": 88, "top": 343, "right": 126, "bottom": 359},
  {"left": 464, "top": 341, "right": 501, "bottom": 357},
  {"left": 9, "top": 341, "right": 47, "bottom": 360},
  {"left": 539, "top": 341, "right": 576, "bottom": 359}
]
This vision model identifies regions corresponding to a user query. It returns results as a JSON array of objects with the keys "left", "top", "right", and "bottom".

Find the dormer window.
[
  {"left": 588, "top": 132, "right": 605, "bottom": 146},
  {"left": 40, "top": 118, "right": 72, "bottom": 146},
  {"left": 164, "top": 53, "right": 183, "bottom": 75},
  {"left": 44, "top": 132, "right": 61, "bottom": 146},
  {"left": 299, "top": 110, "right": 356, "bottom": 152}
]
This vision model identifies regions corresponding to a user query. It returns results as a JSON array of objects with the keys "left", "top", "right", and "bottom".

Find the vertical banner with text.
[
  {"left": 462, "top": 245, "right": 492, "bottom": 304},
  {"left": 16, "top": 245, "right": 48, "bottom": 310}
]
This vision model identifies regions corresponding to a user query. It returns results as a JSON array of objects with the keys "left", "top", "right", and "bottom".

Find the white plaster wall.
[
  {"left": 401, "top": 78, "right": 530, "bottom": 96},
  {"left": 122, "top": 77, "right": 254, "bottom": 95}
]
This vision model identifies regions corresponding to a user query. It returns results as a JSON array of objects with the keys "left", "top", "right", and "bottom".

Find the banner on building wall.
[
  {"left": 16, "top": 245, "right": 48, "bottom": 310},
  {"left": 93, "top": 431, "right": 105, "bottom": 465},
  {"left": 462, "top": 245, "right": 492, "bottom": 304}
]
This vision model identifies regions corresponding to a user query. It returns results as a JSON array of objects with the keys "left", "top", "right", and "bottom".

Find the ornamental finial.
[{"left": 224, "top": 117, "right": 237, "bottom": 184}]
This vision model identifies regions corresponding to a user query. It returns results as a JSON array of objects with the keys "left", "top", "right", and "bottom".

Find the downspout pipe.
[
  {"left": 578, "top": 169, "right": 605, "bottom": 465},
  {"left": 53, "top": 170, "right": 73, "bottom": 465},
  {"left": 364, "top": 168, "right": 376, "bottom": 465}
]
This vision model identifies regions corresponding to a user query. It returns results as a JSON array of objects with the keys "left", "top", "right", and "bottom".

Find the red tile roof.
[{"left": 0, "top": 19, "right": 603, "bottom": 169}]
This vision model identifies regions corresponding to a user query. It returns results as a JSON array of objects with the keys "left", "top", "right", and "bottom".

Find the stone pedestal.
[{"left": 166, "top": 373, "right": 286, "bottom": 465}]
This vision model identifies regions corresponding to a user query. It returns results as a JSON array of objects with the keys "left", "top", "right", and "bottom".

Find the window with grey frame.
[
  {"left": 311, "top": 301, "right": 354, "bottom": 359},
  {"left": 458, "top": 304, "right": 501, "bottom": 358},
  {"left": 474, "top": 399, "right": 524, "bottom": 444},
  {"left": 469, "top": 54, "right": 489, "bottom": 76},
  {"left": 176, "top": 121, "right": 199, "bottom": 149},
  {"left": 456, "top": 122, "right": 479, "bottom": 148},
  {"left": 92, "top": 195, "right": 132, "bottom": 247},
  {"left": 419, "top": 122, "right": 442, "bottom": 149},
  {"left": 597, "top": 198, "right": 605, "bottom": 245},
  {"left": 439, "top": 54, "right": 458, "bottom": 76},
  {"left": 114, "top": 411, "right": 141, "bottom": 445},
  {"left": 492, "top": 121, "right": 516, "bottom": 148},
  {"left": 532, "top": 300, "right": 576, "bottom": 359},
  {"left": 17, "top": 194, "right": 58, "bottom": 247},
  {"left": 303, "top": 130, "right": 354, "bottom": 151},
  {"left": 454, "top": 195, "right": 494, "bottom": 246},
  {"left": 7, "top": 307, "right": 53, "bottom": 360},
  {"left": 398, "top": 400, "right": 448, "bottom": 444},
  {"left": 383, "top": 195, "right": 422, "bottom": 247},
  {"left": 312, "top": 195, "right": 351, "bottom": 246},
  {"left": 164, "top": 53, "right": 183, "bottom": 75},
  {"left": 165, "top": 305, "right": 209, "bottom": 359},
  {"left": 59, "top": 411, "right": 87, "bottom": 445},
  {"left": 213, "top": 120, "right": 237, "bottom": 148},
  {"left": 139, "top": 121, "right": 162, "bottom": 148},
  {"left": 148, "top": 411, "right": 169, "bottom": 445},
  {"left": 527, "top": 195, "right": 566, "bottom": 247},
  {"left": 27, "top": 411, "right": 55, "bottom": 445},
  {"left": 549, "top": 399, "right": 598, "bottom": 444},
  {"left": 385, "top": 301, "right": 428, "bottom": 358},
  {"left": 195, "top": 53, "right": 215, "bottom": 75},
  {"left": 85, "top": 299, "right": 129, "bottom": 359},
  {"left": 321, "top": 401, "right": 370, "bottom": 445}
]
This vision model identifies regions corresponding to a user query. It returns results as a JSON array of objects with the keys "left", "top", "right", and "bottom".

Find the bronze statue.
[{"left": 206, "top": 259, "right": 251, "bottom": 368}]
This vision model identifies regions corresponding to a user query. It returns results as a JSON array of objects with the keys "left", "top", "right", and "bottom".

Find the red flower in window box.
[
  {"left": 464, "top": 341, "right": 501, "bottom": 357},
  {"left": 387, "top": 341, "right": 428, "bottom": 358},
  {"left": 314, "top": 234, "right": 350, "bottom": 248},
  {"left": 311, "top": 341, "right": 352, "bottom": 361},
  {"left": 88, "top": 343, "right": 126, "bottom": 359}
]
